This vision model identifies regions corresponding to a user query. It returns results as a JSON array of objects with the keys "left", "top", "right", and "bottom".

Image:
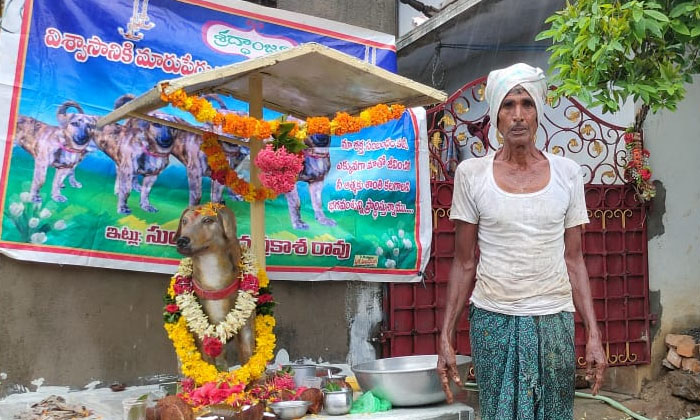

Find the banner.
[{"left": 0, "top": 0, "right": 430, "bottom": 282}]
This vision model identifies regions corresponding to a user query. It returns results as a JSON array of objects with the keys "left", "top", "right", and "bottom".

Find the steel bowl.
[
  {"left": 268, "top": 400, "right": 311, "bottom": 420},
  {"left": 351, "top": 354, "right": 471, "bottom": 407},
  {"left": 322, "top": 388, "right": 353, "bottom": 415},
  {"left": 282, "top": 364, "right": 317, "bottom": 388}
]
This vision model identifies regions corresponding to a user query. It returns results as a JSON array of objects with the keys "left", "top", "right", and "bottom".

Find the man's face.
[{"left": 496, "top": 86, "right": 538, "bottom": 145}]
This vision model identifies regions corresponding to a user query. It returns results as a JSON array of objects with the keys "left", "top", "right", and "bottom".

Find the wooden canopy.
[{"left": 97, "top": 42, "right": 447, "bottom": 268}]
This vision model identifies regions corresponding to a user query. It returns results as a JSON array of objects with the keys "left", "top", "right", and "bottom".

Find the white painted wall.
[
  {"left": 642, "top": 76, "right": 700, "bottom": 372},
  {"left": 346, "top": 283, "right": 384, "bottom": 366}
]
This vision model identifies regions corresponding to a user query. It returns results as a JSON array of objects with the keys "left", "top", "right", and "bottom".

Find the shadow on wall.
[{"left": 647, "top": 180, "right": 666, "bottom": 239}]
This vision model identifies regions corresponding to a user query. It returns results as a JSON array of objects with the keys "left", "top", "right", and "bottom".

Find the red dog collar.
[
  {"left": 142, "top": 145, "right": 170, "bottom": 158},
  {"left": 59, "top": 142, "right": 87, "bottom": 154},
  {"left": 303, "top": 149, "right": 330, "bottom": 159},
  {"left": 192, "top": 277, "right": 240, "bottom": 300}
]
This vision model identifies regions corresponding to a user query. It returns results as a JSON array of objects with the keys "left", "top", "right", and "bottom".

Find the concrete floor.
[
  {"left": 0, "top": 386, "right": 647, "bottom": 420},
  {"left": 458, "top": 388, "right": 645, "bottom": 420}
]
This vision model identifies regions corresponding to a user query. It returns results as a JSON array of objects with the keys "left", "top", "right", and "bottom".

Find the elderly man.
[{"left": 437, "top": 63, "right": 607, "bottom": 419}]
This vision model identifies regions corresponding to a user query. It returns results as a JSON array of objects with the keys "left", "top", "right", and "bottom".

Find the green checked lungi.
[{"left": 469, "top": 305, "right": 576, "bottom": 420}]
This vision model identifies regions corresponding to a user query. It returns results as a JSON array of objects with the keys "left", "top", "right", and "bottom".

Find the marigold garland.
[
  {"left": 162, "top": 248, "right": 277, "bottom": 408},
  {"left": 160, "top": 87, "right": 407, "bottom": 202},
  {"left": 160, "top": 87, "right": 407, "bottom": 138},
  {"left": 175, "top": 247, "right": 259, "bottom": 344},
  {"left": 201, "top": 132, "right": 277, "bottom": 202}
]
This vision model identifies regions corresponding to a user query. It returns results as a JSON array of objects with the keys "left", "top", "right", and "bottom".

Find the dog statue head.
[
  {"left": 175, "top": 203, "right": 241, "bottom": 270},
  {"left": 56, "top": 101, "right": 97, "bottom": 148}
]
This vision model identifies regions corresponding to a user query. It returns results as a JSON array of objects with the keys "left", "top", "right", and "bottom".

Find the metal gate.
[{"left": 381, "top": 77, "right": 653, "bottom": 369}]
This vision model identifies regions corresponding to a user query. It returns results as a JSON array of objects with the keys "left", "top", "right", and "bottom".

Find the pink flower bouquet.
[{"left": 254, "top": 144, "right": 303, "bottom": 194}]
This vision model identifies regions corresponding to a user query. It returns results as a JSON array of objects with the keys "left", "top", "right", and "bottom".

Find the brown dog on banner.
[
  {"left": 171, "top": 94, "right": 249, "bottom": 206},
  {"left": 175, "top": 204, "right": 255, "bottom": 370},
  {"left": 15, "top": 102, "right": 97, "bottom": 204},
  {"left": 95, "top": 94, "right": 177, "bottom": 214}
]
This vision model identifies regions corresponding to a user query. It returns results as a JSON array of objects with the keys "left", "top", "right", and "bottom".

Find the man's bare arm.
[
  {"left": 438, "top": 220, "right": 478, "bottom": 403},
  {"left": 565, "top": 225, "right": 607, "bottom": 395}
]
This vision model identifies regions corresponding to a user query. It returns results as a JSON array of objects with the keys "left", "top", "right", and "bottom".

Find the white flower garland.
[{"left": 175, "top": 248, "right": 258, "bottom": 343}]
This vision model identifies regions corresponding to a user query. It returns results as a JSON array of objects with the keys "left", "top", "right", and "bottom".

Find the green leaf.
[
  {"left": 640, "top": 90, "right": 650, "bottom": 102},
  {"left": 587, "top": 36, "right": 598, "bottom": 51},
  {"left": 669, "top": 2, "right": 694, "bottom": 18},
  {"left": 691, "top": 25, "right": 700, "bottom": 37},
  {"left": 632, "top": 8, "right": 643, "bottom": 22},
  {"left": 643, "top": 9, "right": 669, "bottom": 22},
  {"left": 554, "top": 63, "right": 571, "bottom": 73},
  {"left": 605, "top": 98, "right": 620, "bottom": 111},
  {"left": 578, "top": 16, "right": 591, "bottom": 30},
  {"left": 610, "top": 40, "right": 624, "bottom": 52},
  {"left": 591, "top": 46, "right": 606, "bottom": 62},
  {"left": 670, "top": 20, "right": 691, "bottom": 35},
  {"left": 644, "top": 19, "right": 663, "bottom": 38},
  {"left": 633, "top": 20, "right": 646, "bottom": 38},
  {"left": 535, "top": 29, "right": 555, "bottom": 41}
]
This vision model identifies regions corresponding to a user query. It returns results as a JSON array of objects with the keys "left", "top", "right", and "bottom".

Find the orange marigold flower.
[
  {"left": 306, "top": 117, "right": 331, "bottom": 135},
  {"left": 368, "top": 103, "right": 391, "bottom": 125},
  {"left": 225, "top": 170, "right": 240, "bottom": 185},
  {"left": 257, "top": 121, "right": 272, "bottom": 139},
  {"left": 390, "top": 104, "right": 406, "bottom": 119},
  {"left": 333, "top": 112, "right": 352, "bottom": 135}
]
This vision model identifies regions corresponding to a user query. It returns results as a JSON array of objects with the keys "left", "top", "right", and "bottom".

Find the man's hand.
[
  {"left": 585, "top": 336, "right": 607, "bottom": 395},
  {"left": 437, "top": 335, "right": 463, "bottom": 404}
]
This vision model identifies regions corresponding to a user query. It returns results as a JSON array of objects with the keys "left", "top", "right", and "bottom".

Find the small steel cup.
[{"left": 323, "top": 388, "right": 353, "bottom": 415}]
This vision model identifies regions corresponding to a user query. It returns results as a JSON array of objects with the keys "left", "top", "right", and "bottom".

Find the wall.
[
  {"left": 0, "top": 254, "right": 384, "bottom": 388},
  {"left": 642, "top": 76, "right": 700, "bottom": 377},
  {"left": 0, "top": 1, "right": 393, "bottom": 391},
  {"left": 277, "top": 0, "right": 397, "bottom": 35}
]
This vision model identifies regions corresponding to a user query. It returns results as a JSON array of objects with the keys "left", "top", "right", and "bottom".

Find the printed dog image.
[
  {"left": 95, "top": 94, "right": 176, "bottom": 214},
  {"left": 286, "top": 133, "right": 336, "bottom": 230},
  {"left": 14, "top": 101, "right": 97, "bottom": 203},
  {"left": 170, "top": 94, "right": 249, "bottom": 206},
  {"left": 170, "top": 127, "right": 211, "bottom": 206},
  {"left": 175, "top": 204, "right": 254, "bottom": 369}
]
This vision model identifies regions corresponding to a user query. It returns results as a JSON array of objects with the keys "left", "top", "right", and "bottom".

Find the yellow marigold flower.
[
  {"left": 295, "top": 128, "right": 307, "bottom": 141},
  {"left": 360, "top": 110, "right": 372, "bottom": 126},
  {"left": 257, "top": 268, "right": 269, "bottom": 288}
]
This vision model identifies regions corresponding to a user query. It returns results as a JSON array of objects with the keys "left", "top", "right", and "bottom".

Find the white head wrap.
[{"left": 485, "top": 63, "right": 547, "bottom": 133}]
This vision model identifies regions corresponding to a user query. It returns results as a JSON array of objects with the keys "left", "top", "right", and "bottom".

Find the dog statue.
[
  {"left": 175, "top": 203, "right": 255, "bottom": 370},
  {"left": 15, "top": 102, "right": 97, "bottom": 204},
  {"left": 286, "top": 133, "right": 336, "bottom": 230},
  {"left": 95, "top": 94, "right": 176, "bottom": 214}
]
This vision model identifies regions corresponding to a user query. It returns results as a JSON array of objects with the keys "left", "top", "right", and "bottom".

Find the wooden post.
[{"left": 248, "top": 73, "right": 265, "bottom": 269}]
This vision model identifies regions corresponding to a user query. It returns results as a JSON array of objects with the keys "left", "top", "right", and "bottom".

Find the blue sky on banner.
[{"left": 20, "top": 0, "right": 397, "bottom": 125}]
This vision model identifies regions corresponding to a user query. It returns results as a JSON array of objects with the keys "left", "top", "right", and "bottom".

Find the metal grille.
[
  {"left": 381, "top": 77, "right": 652, "bottom": 368},
  {"left": 427, "top": 76, "right": 629, "bottom": 184}
]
